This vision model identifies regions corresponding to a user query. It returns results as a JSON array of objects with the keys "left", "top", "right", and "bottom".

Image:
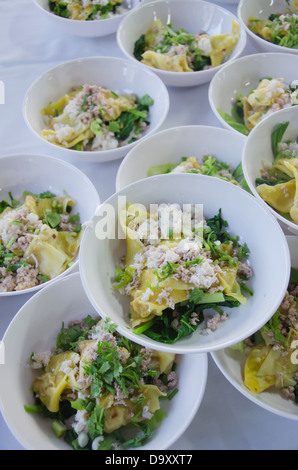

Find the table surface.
[{"left": 1, "top": 0, "right": 298, "bottom": 451}]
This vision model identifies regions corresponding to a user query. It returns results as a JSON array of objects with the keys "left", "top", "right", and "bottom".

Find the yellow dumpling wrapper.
[
  {"left": 129, "top": 267, "right": 191, "bottom": 328},
  {"left": 144, "top": 18, "right": 165, "bottom": 49},
  {"left": 176, "top": 156, "right": 200, "bottom": 171},
  {"left": 41, "top": 95, "right": 72, "bottom": 117},
  {"left": 256, "top": 180, "right": 296, "bottom": 214},
  {"left": 41, "top": 127, "right": 93, "bottom": 148},
  {"left": 141, "top": 50, "right": 193, "bottom": 72},
  {"left": 244, "top": 341, "right": 298, "bottom": 394},
  {"left": 104, "top": 384, "right": 165, "bottom": 433},
  {"left": 244, "top": 344, "right": 276, "bottom": 393},
  {"left": 24, "top": 235, "right": 71, "bottom": 279},
  {"left": 118, "top": 203, "right": 147, "bottom": 266},
  {"left": 151, "top": 351, "right": 175, "bottom": 374},
  {"left": 25, "top": 194, "right": 75, "bottom": 219},
  {"left": 104, "top": 404, "right": 133, "bottom": 433},
  {"left": 243, "top": 107, "right": 263, "bottom": 131},
  {"left": 202, "top": 20, "right": 240, "bottom": 67},
  {"left": 130, "top": 286, "right": 188, "bottom": 328},
  {"left": 282, "top": 160, "right": 298, "bottom": 224},
  {"left": 32, "top": 351, "right": 80, "bottom": 412},
  {"left": 217, "top": 265, "right": 247, "bottom": 304},
  {"left": 247, "top": 78, "right": 285, "bottom": 109},
  {"left": 140, "top": 384, "right": 166, "bottom": 414},
  {"left": 248, "top": 18, "right": 272, "bottom": 41},
  {"left": 242, "top": 78, "right": 286, "bottom": 130}
]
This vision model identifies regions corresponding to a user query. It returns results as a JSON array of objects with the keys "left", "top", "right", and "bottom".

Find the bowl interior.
[
  {"left": 24, "top": 57, "right": 169, "bottom": 158},
  {"left": 238, "top": 0, "right": 298, "bottom": 53},
  {"left": 209, "top": 52, "right": 298, "bottom": 130},
  {"left": 116, "top": 125, "right": 246, "bottom": 190},
  {"left": 0, "top": 154, "right": 100, "bottom": 295},
  {"left": 117, "top": 0, "right": 246, "bottom": 77},
  {"left": 212, "top": 235, "right": 298, "bottom": 420},
  {"left": 0, "top": 272, "right": 208, "bottom": 450},
  {"left": 80, "top": 173, "right": 290, "bottom": 354},
  {"left": 239, "top": 0, "right": 296, "bottom": 24},
  {"left": 242, "top": 106, "right": 298, "bottom": 233}
]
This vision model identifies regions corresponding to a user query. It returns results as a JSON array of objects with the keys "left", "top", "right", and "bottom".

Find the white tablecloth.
[{"left": 1, "top": 0, "right": 298, "bottom": 451}]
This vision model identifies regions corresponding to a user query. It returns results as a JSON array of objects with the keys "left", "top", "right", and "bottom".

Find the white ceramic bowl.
[
  {"left": 117, "top": 0, "right": 247, "bottom": 87},
  {"left": 0, "top": 153, "right": 100, "bottom": 296},
  {"left": 238, "top": 0, "right": 298, "bottom": 54},
  {"left": 216, "top": 0, "right": 239, "bottom": 3},
  {"left": 23, "top": 56, "right": 169, "bottom": 163},
  {"left": 209, "top": 52, "right": 298, "bottom": 136},
  {"left": 211, "top": 235, "right": 298, "bottom": 421},
  {"left": 116, "top": 125, "right": 246, "bottom": 190},
  {"left": 79, "top": 173, "right": 290, "bottom": 354},
  {"left": 33, "top": 0, "right": 142, "bottom": 38},
  {"left": 0, "top": 272, "right": 208, "bottom": 450},
  {"left": 242, "top": 106, "right": 298, "bottom": 235}
]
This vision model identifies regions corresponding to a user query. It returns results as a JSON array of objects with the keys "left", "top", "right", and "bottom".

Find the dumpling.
[
  {"left": 201, "top": 20, "right": 240, "bottom": 67},
  {"left": 141, "top": 50, "right": 193, "bottom": 72}
]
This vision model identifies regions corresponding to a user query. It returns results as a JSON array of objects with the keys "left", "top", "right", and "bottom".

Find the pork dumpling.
[{"left": 141, "top": 50, "right": 193, "bottom": 72}]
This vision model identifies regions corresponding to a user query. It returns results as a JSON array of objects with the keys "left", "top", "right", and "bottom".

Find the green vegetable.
[
  {"left": 49, "top": 1, "right": 69, "bottom": 18},
  {"left": 217, "top": 108, "right": 249, "bottom": 136},
  {"left": 271, "top": 121, "right": 289, "bottom": 160},
  {"left": 90, "top": 119, "right": 102, "bottom": 136},
  {"left": 147, "top": 163, "right": 179, "bottom": 177},
  {"left": 133, "top": 34, "right": 148, "bottom": 61},
  {"left": 0, "top": 192, "right": 20, "bottom": 214},
  {"left": 52, "top": 420, "right": 67, "bottom": 438},
  {"left": 114, "top": 266, "right": 134, "bottom": 289},
  {"left": 290, "top": 268, "right": 298, "bottom": 284},
  {"left": 228, "top": 341, "right": 244, "bottom": 353},
  {"left": 23, "top": 190, "right": 56, "bottom": 199}
]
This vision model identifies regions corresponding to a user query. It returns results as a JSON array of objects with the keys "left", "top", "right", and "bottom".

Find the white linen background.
[{"left": 1, "top": 0, "right": 298, "bottom": 450}]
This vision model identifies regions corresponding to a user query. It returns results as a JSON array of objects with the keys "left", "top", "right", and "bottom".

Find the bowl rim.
[
  {"left": 116, "top": 0, "right": 247, "bottom": 78},
  {"left": 79, "top": 172, "right": 291, "bottom": 354},
  {"left": 33, "top": 0, "right": 139, "bottom": 24},
  {"left": 0, "top": 271, "right": 209, "bottom": 450},
  {"left": 23, "top": 55, "right": 170, "bottom": 160},
  {"left": 0, "top": 152, "right": 100, "bottom": 297},
  {"left": 208, "top": 51, "right": 298, "bottom": 134},
  {"left": 115, "top": 123, "right": 247, "bottom": 191},
  {"left": 241, "top": 106, "right": 298, "bottom": 234},
  {"left": 237, "top": 0, "right": 298, "bottom": 54}
]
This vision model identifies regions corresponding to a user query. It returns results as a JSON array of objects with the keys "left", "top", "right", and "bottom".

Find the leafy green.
[
  {"left": 250, "top": 12, "right": 298, "bottom": 49},
  {"left": 133, "top": 34, "right": 148, "bottom": 61},
  {"left": 217, "top": 108, "right": 249, "bottom": 136},
  {"left": 49, "top": 1, "right": 69, "bottom": 18},
  {"left": 108, "top": 94, "right": 154, "bottom": 142},
  {"left": 87, "top": 405, "right": 106, "bottom": 441},
  {"left": 271, "top": 121, "right": 290, "bottom": 160},
  {"left": 191, "top": 51, "right": 211, "bottom": 71},
  {"left": 261, "top": 310, "right": 289, "bottom": 345},
  {"left": 23, "top": 190, "right": 56, "bottom": 199},
  {"left": 56, "top": 315, "right": 97, "bottom": 352},
  {"left": 86, "top": 2, "right": 117, "bottom": 20},
  {"left": 0, "top": 192, "right": 19, "bottom": 214},
  {"left": 290, "top": 267, "right": 298, "bottom": 285}
]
